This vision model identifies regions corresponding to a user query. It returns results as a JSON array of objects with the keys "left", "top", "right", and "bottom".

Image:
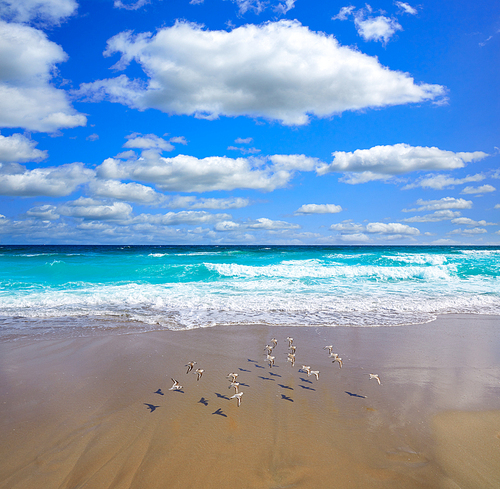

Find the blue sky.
[{"left": 0, "top": 0, "right": 498, "bottom": 245}]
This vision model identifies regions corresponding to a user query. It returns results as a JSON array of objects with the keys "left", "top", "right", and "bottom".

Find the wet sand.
[{"left": 1, "top": 314, "right": 499, "bottom": 488}]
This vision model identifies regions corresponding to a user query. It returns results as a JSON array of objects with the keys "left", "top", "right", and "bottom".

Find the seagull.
[
  {"left": 186, "top": 361, "right": 197, "bottom": 374},
  {"left": 194, "top": 368, "right": 204, "bottom": 381},
  {"left": 308, "top": 369, "right": 319, "bottom": 380},
  {"left": 287, "top": 337, "right": 293, "bottom": 347},
  {"left": 228, "top": 382, "right": 240, "bottom": 393},
  {"left": 287, "top": 353, "right": 295, "bottom": 366},
  {"left": 169, "top": 378, "right": 183, "bottom": 390},
  {"left": 227, "top": 372, "right": 239, "bottom": 382},
  {"left": 369, "top": 374, "right": 381, "bottom": 385},
  {"left": 231, "top": 392, "right": 244, "bottom": 407},
  {"left": 324, "top": 345, "right": 333, "bottom": 355},
  {"left": 270, "top": 338, "right": 278, "bottom": 347}
]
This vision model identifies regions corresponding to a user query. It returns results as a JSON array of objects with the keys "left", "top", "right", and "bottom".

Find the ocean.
[{"left": 1, "top": 245, "right": 499, "bottom": 340}]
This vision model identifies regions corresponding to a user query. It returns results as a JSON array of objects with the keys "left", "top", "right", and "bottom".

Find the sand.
[{"left": 0, "top": 314, "right": 499, "bottom": 488}]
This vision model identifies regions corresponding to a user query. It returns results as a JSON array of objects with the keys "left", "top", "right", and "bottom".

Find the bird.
[
  {"left": 308, "top": 369, "right": 320, "bottom": 380},
  {"left": 186, "top": 361, "right": 197, "bottom": 374},
  {"left": 331, "top": 355, "right": 343, "bottom": 368},
  {"left": 144, "top": 403, "right": 160, "bottom": 412},
  {"left": 227, "top": 372, "right": 239, "bottom": 382},
  {"left": 194, "top": 368, "right": 204, "bottom": 381},
  {"left": 287, "top": 336, "right": 293, "bottom": 347},
  {"left": 169, "top": 378, "right": 183, "bottom": 390},
  {"left": 289, "top": 345, "right": 297, "bottom": 354},
  {"left": 270, "top": 338, "right": 278, "bottom": 347},
  {"left": 369, "top": 374, "right": 381, "bottom": 385},
  {"left": 264, "top": 345, "right": 274, "bottom": 355},
  {"left": 266, "top": 354, "right": 275, "bottom": 367},
  {"left": 287, "top": 353, "right": 295, "bottom": 366},
  {"left": 324, "top": 345, "right": 333, "bottom": 355},
  {"left": 228, "top": 382, "right": 240, "bottom": 393},
  {"left": 301, "top": 365, "right": 311, "bottom": 373},
  {"left": 231, "top": 392, "right": 244, "bottom": 407}
]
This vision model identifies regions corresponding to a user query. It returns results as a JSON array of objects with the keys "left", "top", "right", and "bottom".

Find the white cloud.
[
  {"left": 214, "top": 220, "right": 240, "bottom": 232},
  {"left": 396, "top": 2, "right": 418, "bottom": 15},
  {"left": 96, "top": 151, "right": 312, "bottom": 192},
  {"left": 58, "top": 198, "right": 133, "bottom": 221},
  {"left": 123, "top": 133, "right": 176, "bottom": 152},
  {"left": 163, "top": 196, "right": 250, "bottom": 210},
  {"left": 0, "top": 162, "right": 93, "bottom": 196},
  {"left": 89, "top": 180, "right": 163, "bottom": 204},
  {"left": 461, "top": 184, "right": 496, "bottom": 195},
  {"left": 247, "top": 217, "right": 300, "bottom": 230},
  {"left": 403, "top": 210, "right": 462, "bottom": 222},
  {"left": 113, "top": 0, "right": 150, "bottom": 11},
  {"left": 0, "top": 133, "right": 47, "bottom": 162},
  {"left": 0, "top": 0, "right": 77, "bottom": 25},
  {"left": 228, "top": 145, "right": 261, "bottom": 155},
  {"left": 449, "top": 227, "right": 487, "bottom": 235},
  {"left": 330, "top": 221, "right": 365, "bottom": 233},
  {"left": 451, "top": 218, "right": 496, "bottom": 226},
  {"left": 0, "top": 21, "right": 86, "bottom": 132},
  {"left": 402, "top": 197, "right": 473, "bottom": 212},
  {"left": 405, "top": 173, "right": 485, "bottom": 190},
  {"left": 273, "top": 0, "right": 295, "bottom": 16},
  {"left": 131, "top": 211, "right": 232, "bottom": 226},
  {"left": 354, "top": 13, "right": 402, "bottom": 44},
  {"left": 365, "top": 222, "right": 420, "bottom": 235},
  {"left": 332, "top": 6, "right": 355, "bottom": 21},
  {"left": 25, "top": 204, "right": 59, "bottom": 220},
  {"left": 495, "top": 204, "right": 500, "bottom": 209},
  {"left": 235, "top": 137, "right": 253, "bottom": 144},
  {"left": 318, "top": 144, "right": 488, "bottom": 183},
  {"left": 339, "top": 233, "right": 370, "bottom": 242},
  {"left": 295, "top": 204, "right": 342, "bottom": 214},
  {"left": 77, "top": 21, "right": 445, "bottom": 125}
]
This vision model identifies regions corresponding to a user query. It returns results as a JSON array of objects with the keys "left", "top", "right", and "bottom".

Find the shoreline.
[{"left": 1, "top": 314, "right": 499, "bottom": 488}]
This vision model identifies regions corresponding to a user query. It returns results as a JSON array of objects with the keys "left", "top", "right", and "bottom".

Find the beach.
[{"left": 1, "top": 314, "right": 499, "bottom": 488}]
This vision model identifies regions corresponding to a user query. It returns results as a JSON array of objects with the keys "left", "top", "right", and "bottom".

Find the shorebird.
[
  {"left": 287, "top": 336, "right": 294, "bottom": 347},
  {"left": 324, "top": 345, "right": 333, "bottom": 355},
  {"left": 169, "top": 378, "right": 183, "bottom": 390},
  {"left": 266, "top": 354, "right": 275, "bottom": 367},
  {"left": 194, "top": 368, "right": 204, "bottom": 381},
  {"left": 231, "top": 392, "right": 243, "bottom": 407},
  {"left": 264, "top": 345, "right": 274, "bottom": 355},
  {"left": 301, "top": 365, "right": 311, "bottom": 373},
  {"left": 308, "top": 369, "right": 320, "bottom": 380},
  {"left": 331, "top": 354, "right": 343, "bottom": 368},
  {"left": 270, "top": 338, "right": 278, "bottom": 347},
  {"left": 287, "top": 353, "right": 295, "bottom": 366},
  {"left": 369, "top": 374, "right": 381, "bottom": 385},
  {"left": 186, "top": 361, "right": 197, "bottom": 374},
  {"left": 289, "top": 345, "right": 297, "bottom": 354},
  {"left": 227, "top": 372, "right": 239, "bottom": 382},
  {"left": 228, "top": 382, "right": 240, "bottom": 393}
]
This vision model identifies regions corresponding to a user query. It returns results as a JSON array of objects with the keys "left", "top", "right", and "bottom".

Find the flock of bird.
[{"left": 154, "top": 335, "right": 381, "bottom": 412}]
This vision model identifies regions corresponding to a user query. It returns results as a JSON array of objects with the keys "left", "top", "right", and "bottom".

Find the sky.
[{"left": 0, "top": 0, "right": 498, "bottom": 245}]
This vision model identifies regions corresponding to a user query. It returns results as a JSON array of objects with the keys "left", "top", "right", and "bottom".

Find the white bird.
[
  {"left": 264, "top": 345, "right": 274, "bottom": 354},
  {"left": 289, "top": 345, "right": 297, "bottom": 354},
  {"left": 324, "top": 345, "right": 333, "bottom": 354},
  {"left": 331, "top": 355, "right": 343, "bottom": 368},
  {"left": 227, "top": 372, "right": 239, "bottom": 382},
  {"left": 369, "top": 374, "right": 381, "bottom": 385},
  {"left": 228, "top": 382, "right": 240, "bottom": 393},
  {"left": 186, "top": 361, "right": 197, "bottom": 374},
  {"left": 308, "top": 369, "right": 320, "bottom": 380},
  {"left": 287, "top": 353, "right": 295, "bottom": 366},
  {"left": 287, "top": 336, "right": 294, "bottom": 347},
  {"left": 194, "top": 368, "right": 204, "bottom": 381},
  {"left": 267, "top": 354, "right": 275, "bottom": 367},
  {"left": 270, "top": 338, "right": 278, "bottom": 347},
  {"left": 231, "top": 392, "right": 244, "bottom": 407},
  {"left": 169, "top": 378, "right": 183, "bottom": 390}
]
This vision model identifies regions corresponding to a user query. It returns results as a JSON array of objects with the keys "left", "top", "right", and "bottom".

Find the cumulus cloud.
[
  {"left": 131, "top": 210, "right": 232, "bottom": 226},
  {"left": 330, "top": 220, "right": 420, "bottom": 237},
  {"left": 403, "top": 210, "right": 462, "bottom": 223},
  {"left": 113, "top": 0, "right": 150, "bottom": 11},
  {"left": 402, "top": 197, "right": 473, "bottom": 212},
  {"left": 404, "top": 173, "right": 485, "bottom": 190},
  {"left": 0, "top": 133, "right": 47, "bottom": 162},
  {"left": 354, "top": 12, "right": 402, "bottom": 44},
  {"left": 451, "top": 217, "right": 496, "bottom": 226},
  {"left": 122, "top": 133, "right": 181, "bottom": 152},
  {"left": 0, "top": 162, "right": 93, "bottom": 196},
  {"left": 332, "top": 6, "right": 355, "bottom": 21},
  {"left": 396, "top": 2, "right": 418, "bottom": 15},
  {"left": 317, "top": 144, "right": 488, "bottom": 184},
  {"left": 0, "top": 21, "right": 86, "bottom": 132},
  {"left": 214, "top": 220, "right": 240, "bottom": 232},
  {"left": 88, "top": 180, "right": 163, "bottom": 204},
  {"left": 76, "top": 21, "right": 445, "bottom": 125},
  {"left": 461, "top": 184, "right": 496, "bottom": 195},
  {"left": 25, "top": 204, "right": 59, "bottom": 220},
  {"left": 247, "top": 217, "right": 300, "bottom": 230},
  {"left": 0, "top": 0, "right": 77, "bottom": 25},
  {"left": 163, "top": 196, "right": 250, "bottom": 210},
  {"left": 449, "top": 227, "right": 487, "bottom": 235},
  {"left": 96, "top": 151, "right": 313, "bottom": 192},
  {"left": 295, "top": 203, "right": 342, "bottom": 214},
  {"left": 58, "top": 198, "right": 133, "bottom": 221}
]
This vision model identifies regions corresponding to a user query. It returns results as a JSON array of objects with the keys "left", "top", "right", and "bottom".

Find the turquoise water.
[{"left": 1, "top": 245, "right": 499, "bottom": 339}]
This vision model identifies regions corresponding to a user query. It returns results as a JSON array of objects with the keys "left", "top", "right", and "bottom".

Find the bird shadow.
[
  {"left": 239, "top": 382, "right": 250, "bottom": 387},
  {"left": 281, "top": 394, "right": 294, "bottom": 402},
  {"left": 215, "top": 392, "right": 230, "bottom": 400},
  {"left": 299, "top": 377, "right": 313, "bottom": 384},
  {"left": 254, "top": 364, "right": 265, "bottom": 369},
  {"left": 154, "top": 389, "right": 164, "bottom": 395},
  {"left": 199, "top": 397, "right": 209, "bottom": 406},
  {"left": 238, "top": 368, "right": 251, "bottom": 372},
  {"left": 247, "top": 359, "right": 258, "bottom": 363},
  {"left": 258, "top": 376, "right": 275, "bottom": 381},
  {"left": 268, "top": 371, "right": 282, "bottom": 377},
  {"left": 345, "top": 391, "right": 367, "bottom": 399},
  {"left": 212, "top": 408, "right": 227, "bottom": 417},
  {"left": 144, "top": 403, "right": 160, "bottom": 412},
  {"left": 299, "top": 385, "right": 316, "bottom": 391},
  {"left": 278, "top": 384, "right": 293, "bottom": 390}
]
